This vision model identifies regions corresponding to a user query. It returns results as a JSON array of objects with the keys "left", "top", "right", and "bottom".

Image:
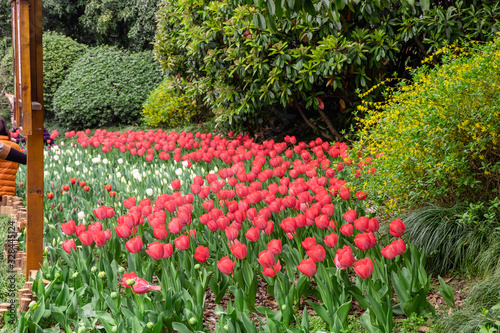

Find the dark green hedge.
[{"left": 53, "top": 46, "right": 163, "bottom": 128}]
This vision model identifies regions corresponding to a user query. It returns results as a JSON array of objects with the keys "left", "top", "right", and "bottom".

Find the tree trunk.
[{"left": 295, "top": 102, "right": 344, "bottom": 142}]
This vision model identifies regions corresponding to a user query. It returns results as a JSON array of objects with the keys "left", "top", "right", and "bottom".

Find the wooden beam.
[{"left": 25, "top": 0, "right": 44, "bottom": 281}]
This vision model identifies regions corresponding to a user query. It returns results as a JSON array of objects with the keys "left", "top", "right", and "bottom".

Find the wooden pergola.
[{"left": 10, "top": 0, "right": 44, "bottom": 280}]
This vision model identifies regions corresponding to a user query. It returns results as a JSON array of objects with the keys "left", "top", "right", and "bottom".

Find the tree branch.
[{"left": 295, "top": 102, "right": 335, "bottom": 142}]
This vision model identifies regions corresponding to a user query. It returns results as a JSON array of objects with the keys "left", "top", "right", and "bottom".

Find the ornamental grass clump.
[{"left": 356, "top": 36, "right": 500, "bottom": 212}]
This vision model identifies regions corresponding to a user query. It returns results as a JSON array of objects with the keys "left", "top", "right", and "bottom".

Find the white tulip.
[
  {"left": 118, "top": 158, "right": 124, "bottom": 164},
  {"left": 146, "top": 188, "right": 153, "bottom": 196},
  {"left": 78, "top": 211, "right": 85, "bottom": 220}
]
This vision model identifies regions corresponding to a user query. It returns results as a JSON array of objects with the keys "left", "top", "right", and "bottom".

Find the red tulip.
[
  {"left": 245, "top": 227, "right": 260, "bottom": 242},
  {"left": 146, "top": 242, "right": 164, "bottom": 260},
  {"left": 301, "top": 236, "right": 316, "bottom": 251},
  {"left": 106, "top": 207, "right": 115, "bottom": 219},
  {"left": 297, "top": 258, "right": 317, "bottom": 277},
  {"left": 381, "top": 243, "right": 398, "bottom": 259},
  {"left": 354, "top": 233, "right": 372, "bottom": 251},
  {"left": 324, "top": 232, "right": 338, "bottom": 248},
  {"left": 354, "top": 257, "right": 374, "bottom": 279},
  {"left": 88, "top": 222, "right": 103, "bottom": 234},
  {"left": 315, "top": 215, "right": 330, "bottom": 229},
  {"left": 163, "top": 243, "right": 173, "bottom": 258},
  {"left": 225, "top": 226, "right": 239, "bottom": 241},
  {"left": 367, "top": 218, "right": 380, "bottom": 232},
  {"left": 171, "top": 179, "right": 181, "bottom": 190},
  {"left": 76, "top": 224, "right": 86, "bottom": 237},
  {"left": 115, "top": 223, "right": 132, "bottom": 239},
  {"left": 230, "top": 243, "right": 247, "bottom": 259},
  {"left": 174, "top": 235, "right": 190, "bottom": 250},
  {"left": 194, "top": 245, "right": 210, "bottom": 262},
  {"left": 334, "top": 245, "right": 355, "bottom": 270},
  {"left": 389, "top": 218, "right": 405, "bottom": 238},
  {"left": 343, "top": 209, "right": 357, "bottom": 223},
  {"left": 153, "top": 226, "right": 168, "bottom": 240},
  {"left": 94, "top": 206, "right": 108, "bottom": 219},
  {"left": 202, "top": 200, "right": 214, "bottom": 211},
  {"left": 262, "top": 260, "right": 282, "bottom": 277},
  {"left": 339, "top": 187, "right": 351, "bottom": 200},
  {"left": 61, "top": 220, "right": 77, "bottom": 235},
  {"left": 321, "top": 204, "right": 335, "bottom": 217},
  {"left": 46, "top": 192, "right": 54, "bottom": 199},
  {"left": 93, "top": 230, "right": 108, "bottom": 247},
  {"left": 62, "top": 184, "right": 70, "bottom": 191},
  {"left": 79, "top": 231, "right": 94, "bottom": 246},
  {"left": 354, "top": 216, "right": 369, "bottom": 232},
  {"left": 340, "top": 223, "right": 354, "bottom": 237},
  {"left": 217, "top": 256, "right": 235, "bottom": 275},
  {"left": 126, "top": 236, "right": 143, "bottom": 253},
  {"left": 307, "top": 244, "right": 326, "bottom": 262},
  {"left": 356, "top": 191, "right": 367, "bottom": 200},
  {"left": 267, "top": 239, "right": 282, "bottom": 255},
  {"left": 264, "top": 221, "right": 274, "bottom": 235},
  {"left": 257, "top": 250, "right": 275, "bottom": 268},
  {"left": 393, "top": 239, "right": 406, "bottom": 255},
  {"left": 280, "top": 217, "right": 297, "bottom": 233},
  {"left": 62, "top": 239, "right": 76, "bottom": 253}
]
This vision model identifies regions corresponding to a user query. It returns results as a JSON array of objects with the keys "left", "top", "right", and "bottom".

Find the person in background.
[{"left": 0, "top": 116, "right": 24, "bottom": 196}]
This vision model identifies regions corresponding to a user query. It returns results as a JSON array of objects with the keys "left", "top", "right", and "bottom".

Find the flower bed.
[{"left": 15, "top": 129, "right": 433, "bottom": 332}]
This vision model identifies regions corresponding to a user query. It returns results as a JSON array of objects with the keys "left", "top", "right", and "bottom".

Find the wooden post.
[
  {"left": 25, "top": 0, "right": 44, "bottom": 281},
  {"left": 11, "top": 0, "right": 44, "bottom": 281}
]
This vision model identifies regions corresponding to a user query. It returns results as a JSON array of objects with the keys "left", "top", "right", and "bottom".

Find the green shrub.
[
  {"left": 404, "top": 199, "right": 500, "bottom": 276},
  {"left": 1, "top": 32, "right": 87, "bottom": 118},
  {"left": 0, "top": 46, "right": 13, "bottom": 116},
  {"left": 43, "top": 32, "right": 88, "bottom": 116},
  {"left": 142, "top": 76, "right": 199, "bottom": 128},
  {"left": 53, "top": 46, "right": 163, "bottom": 128},
  {"left": 356, "top": 37, "right": 500, "bottom": 212}
]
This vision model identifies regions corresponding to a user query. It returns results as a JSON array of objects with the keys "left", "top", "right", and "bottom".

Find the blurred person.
[{"left": 0, "top": 116, "right": 24, "bottom": 196}]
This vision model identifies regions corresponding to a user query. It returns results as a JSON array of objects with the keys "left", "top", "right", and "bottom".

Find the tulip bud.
[
  {"left": 126, "top": 279, "right": 135, "bottom": 286},
  {"left": 52, "top": 238, "right": 56, "bottom": 247},
  {"left": 118, "top": 267, "right": 125, "bottom": 273},
  {"left": 55, "top": 271, "right": 61, "bottom": 278},
  {"left": 48, "top": 223, "right": 55, "bottom": 230},
  {"left": 194, "top": 264, "right": 200, "bottom": 270},
  {"left": 189, "top": 317, "right": 197, "bottom": 325},
  {"left": 72, "top": 272, "right": 79, "bottom": 278},
  {"left": 281, "top": 305, "right": 286, "bottom": 311},
  {"left": 147, "top": 322, "right": 154, "bottom": 329},
  {"left": 98, "top": 271, "right": 106, "bottom": 279},
  {"left": 44, "top": 247, "right": 49, "bottom": 255},
  {"left": 111, "top": 327, "right": 117, "bottom": 333},
  {"left": 111, "top": 292, "right": 118, "bottom": 299},
  {"left": 91, "top": 266, "right": 97, "bottom": 273},
  {"left": 28, "top": 301, "right": 37, "bottom": 310}
]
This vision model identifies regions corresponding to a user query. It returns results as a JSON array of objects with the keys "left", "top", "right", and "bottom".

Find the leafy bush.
[
  {"left": 356, "top": 37, "right": 500, "bottom": 212},
  {"left": 142, "top": 76, "right": 200, "bottom": 128},
  {"left": 154, "top": 0, "right": 500, "bottom": 140},
  {"left": 43, "top": 32, "right": 88, "bottom": 116},
  {"left": 1, "top": 32, "right": 87, "bottom": 118},
  {"left": 53, "top": 46, "right": 163, "bottom": 128}
]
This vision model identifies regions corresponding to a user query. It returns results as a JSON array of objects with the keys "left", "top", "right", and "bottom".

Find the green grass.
[{"left": 404, "top": 202, "right": 499, "bottom": 277}]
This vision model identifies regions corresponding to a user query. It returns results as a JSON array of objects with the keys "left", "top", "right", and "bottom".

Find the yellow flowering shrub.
[
  {"left": 356, "top": 36, "right": 500, "bottom": 212},
  {"left": 142, "top": 76, "right": 199, "bottom": 128}
]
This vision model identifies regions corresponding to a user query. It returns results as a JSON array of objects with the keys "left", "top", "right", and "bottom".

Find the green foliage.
[
  {"left": 42, "top": 0, "right": 160, "bottom": 51},
  {"left": 154, "top": 0, "right": 500, "bottom": 139},
  {"left": 53, "top": 46, "right": 163, "bottom": 128},
  {"left": 404, "top": 199, "right": 500, "bottom": 276},
  {"left": 142, "top": 76, "right": 200, "bottom": 128},
  {"left": 356, "top": 37, "right": 500, "bottom": 212},
  {"left": 43, "top": 32, "right": 88, "bottom": 116}
]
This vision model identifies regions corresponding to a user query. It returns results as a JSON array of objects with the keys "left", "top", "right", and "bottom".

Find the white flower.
[
  {"left": 116, "top": 172, "right": 121, "bottom": 178},
  {"left": 66, "top": 166, "right": 73, "bottom": 173},
  {"left": 118, "top": 158, "right": 124, "bottom": 164},
  {"left": 146, "top": 188, "right": 153, "bottom": 196},
  {"left": 103, "top": 158, "right": 109, "bottom": 165},
  {"left": 54, "top": 155, "right": 60, "bottom": 161},
  {"left": 175, "top": 168, "right": 183, "bottom": 176},
  {"left": 44, "top": 171, "right": 50, "bottom": 177},
  {"left": 77, "top": 211, "right": 85, "bottom": 220},
  {"left": 92, "top": 157, "right": 101, "bottom": 164},
  {"left": 44, "top": 151, "right": 49, "bottom": 157},
  {"left": 182, "top": 160, "right": 189, "bottom": 167},
  {"left": 75, "top": 161, "right": 81, "bottom": 166}
]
